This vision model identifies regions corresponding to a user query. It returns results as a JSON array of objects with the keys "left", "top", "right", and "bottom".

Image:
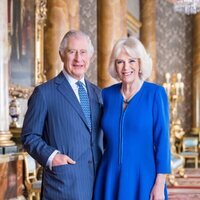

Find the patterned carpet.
[
  {"left": 168, "top": 168, "right": 200, "bottom": 200},
  {"left": 181, "top": 169, "right": 200, "bottom": 178},
  {"left": 168, "top": 188, "right": 200, "bottom": 200}
]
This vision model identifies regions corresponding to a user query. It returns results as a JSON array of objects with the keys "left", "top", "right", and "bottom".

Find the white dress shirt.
[{"left": 62, "top": 69, "right": 88, "bottom": 102}]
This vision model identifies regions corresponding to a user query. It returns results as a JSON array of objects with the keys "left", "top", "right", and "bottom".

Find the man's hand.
[{"left": 52, "top": 153, "right": 76, "bottom": 166}]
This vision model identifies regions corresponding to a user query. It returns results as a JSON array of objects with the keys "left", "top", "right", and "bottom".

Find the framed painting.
[
  {"left": 8, "top": 0, "right": 47, "bottom": 129},
  {"left": 8, "top": 0, "right": 47, "bottom": 90}
]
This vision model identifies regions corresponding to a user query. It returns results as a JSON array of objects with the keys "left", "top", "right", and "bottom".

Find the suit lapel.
[{"left": 55, "top": 72, "right": 90, "bottom": 131}]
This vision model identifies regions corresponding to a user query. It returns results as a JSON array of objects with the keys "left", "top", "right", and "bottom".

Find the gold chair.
[
  {"left": 179, "top": 137, "right": 199, "bottom": 168},
  {"left": 23, "top": 152, "right": 42, "bottom": 200}
]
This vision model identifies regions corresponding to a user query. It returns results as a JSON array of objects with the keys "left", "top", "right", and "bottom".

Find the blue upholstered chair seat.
[
  {"left": 171, "top": 153, "right": 184, "bottom": 170},
  {"left": 180, "top": 137, "right": 199, "bottom": 168},
  {"left": 179, "top": 152, "right": 199, "bottom": 156},
  {"left": 32, "top": 180, "right": 42, "bottom": 189}
]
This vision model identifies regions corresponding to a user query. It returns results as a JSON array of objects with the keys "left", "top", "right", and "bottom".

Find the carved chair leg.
[
  {"left": 178, "top": 168, "right": 186, "bottom": 178},
  {"left": 28, "top": 192, "right": 34, "bottom": 200},
  {"left": 195, "top": 157, "right": 198, "bottom": 168},
  {"left": 36, "top": 192, "right": 40, "bottom": 200},
  {"left": 168, "top": 174, "right": 178, "bottom": 186}
]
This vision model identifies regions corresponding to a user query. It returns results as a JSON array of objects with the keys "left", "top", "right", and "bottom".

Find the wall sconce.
[{"left": 163, "top": 72, "right": 185, "bottom": 153}]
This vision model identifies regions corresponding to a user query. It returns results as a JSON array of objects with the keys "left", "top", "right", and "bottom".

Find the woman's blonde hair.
[{"left": 109, "top": 36, "right": 152, "bottom": 81}]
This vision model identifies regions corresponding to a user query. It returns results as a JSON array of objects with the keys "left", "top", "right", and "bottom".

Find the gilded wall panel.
[{"left": 156, "top": 0, "right": 192, "bottom": 132}]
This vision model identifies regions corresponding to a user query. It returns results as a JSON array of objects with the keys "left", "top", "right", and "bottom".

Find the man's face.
[{"left": 60, "top": 36, "right": 91, "bottom": 80}]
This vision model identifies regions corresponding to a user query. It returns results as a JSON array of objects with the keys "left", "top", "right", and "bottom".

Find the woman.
[{"left": 93, "top": 36, "right": 171, "bottom": 200}]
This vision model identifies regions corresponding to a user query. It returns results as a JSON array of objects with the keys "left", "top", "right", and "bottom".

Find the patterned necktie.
[{"left": 76, "top": 81, "right": 91, "bottom": 130}]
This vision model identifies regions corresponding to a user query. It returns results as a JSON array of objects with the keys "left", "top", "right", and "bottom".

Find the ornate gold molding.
[
  {"left": 35, "top": 0, "right": 47, "bottom": 85},
  {"left": 9, "top": 84, "right": 33, "bottom": 99}
]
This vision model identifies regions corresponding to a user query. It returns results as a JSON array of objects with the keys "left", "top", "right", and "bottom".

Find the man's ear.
[{"left": 59, "top": 51, "right": 64, "bottom": 62}]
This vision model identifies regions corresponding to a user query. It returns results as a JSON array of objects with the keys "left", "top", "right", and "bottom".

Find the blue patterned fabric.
[{"left": 76, "top": 81, "right": 91, "bottom": 131}]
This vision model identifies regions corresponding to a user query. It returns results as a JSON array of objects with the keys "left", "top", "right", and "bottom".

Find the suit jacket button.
[{"left": 88, "top": 160, "right": 92, "bottom": 164}]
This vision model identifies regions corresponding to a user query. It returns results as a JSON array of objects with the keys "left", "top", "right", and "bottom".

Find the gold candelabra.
[{"left": 163, "top": 73, "right": 185, "bottom": 153}]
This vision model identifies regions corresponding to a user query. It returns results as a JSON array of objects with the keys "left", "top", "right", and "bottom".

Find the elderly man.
[{"left": 21, "top": 30, "right": 103, "bottom": 200}]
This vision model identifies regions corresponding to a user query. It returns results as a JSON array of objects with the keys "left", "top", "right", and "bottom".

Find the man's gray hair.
[{"left": 59, "top": 30, "right": 94, "bottom": 58}]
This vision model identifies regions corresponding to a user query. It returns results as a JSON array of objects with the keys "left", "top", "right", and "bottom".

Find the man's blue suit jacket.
[{"left": 21, "top": 72, "right": 103, "bottom": 200}]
